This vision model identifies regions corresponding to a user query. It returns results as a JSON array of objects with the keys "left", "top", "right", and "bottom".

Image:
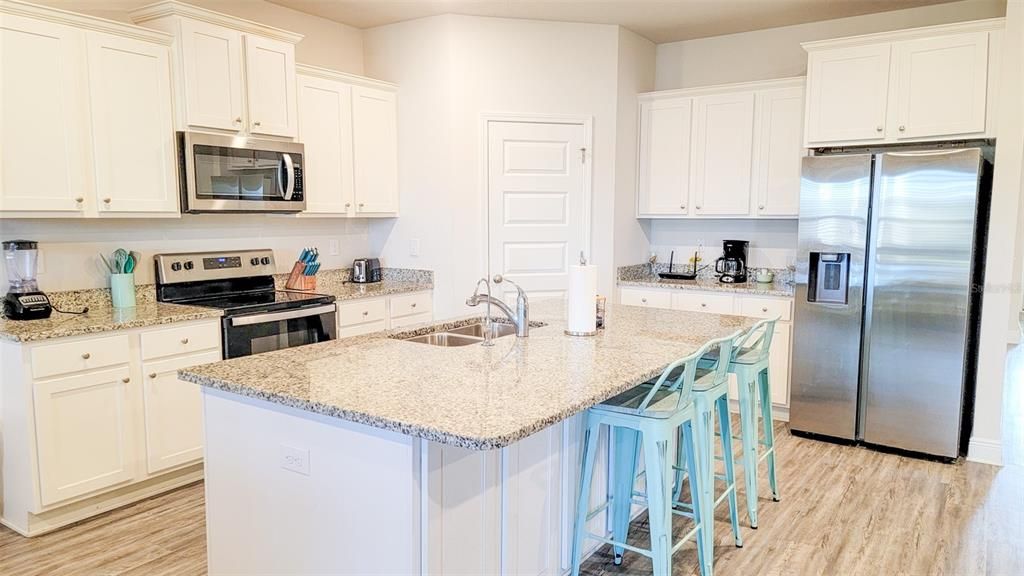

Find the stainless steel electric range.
[{"left": 155, "top": 249, "right": 336, "bottom": 359}]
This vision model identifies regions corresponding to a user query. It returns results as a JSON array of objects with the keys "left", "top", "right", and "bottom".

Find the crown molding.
[
  {"left": 130, "top": 0, "right": 304, "bottom": 44},
  {"left": 0, "top": 0, "right": 174, "bottom": 44},
  {"left": 640, "top": 76, "right": 805, "bottom": 100},
  {"left": 295, "top": 64, "right": 398, "bottom": 91},
  {"left": 802, "top": 17, "right": 1005, "bottom": 51}
]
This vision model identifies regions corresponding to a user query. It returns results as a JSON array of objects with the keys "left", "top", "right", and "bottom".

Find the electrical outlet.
[
  {"left": 279, "top": 444, "right": 310, "bottom": 476},
  {"left": 410, "top": 238, "right": 421, "bottom": 257},
  {"left": 329, "top": 239, "right": 339, "bottom": 256}
]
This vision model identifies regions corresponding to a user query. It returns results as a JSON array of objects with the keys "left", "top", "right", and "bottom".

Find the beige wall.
[
  {"left": 31, "top": 0, "right": 364, "bottom": 73},
  {"left": 655, "top": 0, "right": 1006, "bottom": 90}
]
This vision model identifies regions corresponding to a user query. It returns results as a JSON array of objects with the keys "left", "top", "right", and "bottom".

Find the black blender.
[
  {"left": 715, "top": 239, "right": 749, "bottom": 284},
  {"left": 3, "top": 240, "right": 52, "bottom": 320}
]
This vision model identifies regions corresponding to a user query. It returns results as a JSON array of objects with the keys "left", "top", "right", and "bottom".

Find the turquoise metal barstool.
[
  {"left": 570, "top": 334, "right": 736, "bottom": 576},
  {"left": 722, "top": 318, "right": 781, "bottom": 529}
]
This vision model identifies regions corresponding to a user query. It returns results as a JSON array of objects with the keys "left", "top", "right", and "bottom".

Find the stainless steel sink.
[
  {"left": 403, "top": 332, "right": 482, "bottom": 347},
  {"left": 448, "top": 322, "right": 517, "bottom": 339}
]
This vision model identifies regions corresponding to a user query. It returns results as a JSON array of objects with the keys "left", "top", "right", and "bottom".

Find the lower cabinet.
[
  {"left": 618, "top": 286, "right": 793, "bottom": 414},
  {"left": 1, "top": 319, "right": 220, "bottom": 536},
  {"left": 33, "top": 366, "right": 136, "bottom": 506},
  {"left": 337, "top": 291, "right": 434, "bottom": 337}
]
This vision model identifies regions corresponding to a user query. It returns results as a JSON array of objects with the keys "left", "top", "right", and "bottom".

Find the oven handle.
[
  {"left": 230, "top": 303, "right": 336, "bottom": 327},
  {"left": 282, "top": 153, "right": 295, "bottom": 200}
]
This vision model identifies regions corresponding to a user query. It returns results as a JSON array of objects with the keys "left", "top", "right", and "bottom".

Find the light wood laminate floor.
[{"left": 2, "top": 343, "right": 1022, "bottom": 576}]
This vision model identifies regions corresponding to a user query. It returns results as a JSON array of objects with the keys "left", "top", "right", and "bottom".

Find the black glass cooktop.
[{"left": 182, "top": 290, "right": 334, "bottom": 315}]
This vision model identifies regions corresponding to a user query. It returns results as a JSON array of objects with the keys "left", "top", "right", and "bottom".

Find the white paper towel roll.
[{"left": 567, "top": 264, "right": 597, "bottom": 334}]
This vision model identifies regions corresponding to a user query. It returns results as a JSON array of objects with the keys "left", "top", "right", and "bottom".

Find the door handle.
[
  {"left": 282, "top": 153, "right": 295, "bottom": 200},
  {"left": 231, "top": 304, "right": 336, "bottom": 326}
]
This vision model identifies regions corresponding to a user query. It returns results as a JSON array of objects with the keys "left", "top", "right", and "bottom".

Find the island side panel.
[{"left": 202, "top": 389, "right": 421, "bottom": 575}]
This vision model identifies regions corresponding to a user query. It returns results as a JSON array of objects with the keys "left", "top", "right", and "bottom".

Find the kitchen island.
[{"left": 180, "top": 300, "right": 752, "bottom": 575}]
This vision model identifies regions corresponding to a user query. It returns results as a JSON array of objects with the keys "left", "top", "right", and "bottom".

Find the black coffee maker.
[{"left": 715, "top": 239, "right": 749, "bottom": 284}]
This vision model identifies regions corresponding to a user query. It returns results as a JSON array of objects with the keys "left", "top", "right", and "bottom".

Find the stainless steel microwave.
[{"left": 178, "top": 131, "right": 305, "bottom": 213}]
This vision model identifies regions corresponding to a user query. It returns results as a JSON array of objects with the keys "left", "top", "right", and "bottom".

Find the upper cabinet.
[
  {"left": 804, "top": 19, "right": 1003, "bottom": 147},
  {"left": 637, "top": 77, "right": 804, "bottom": 220},
  {"left": 296, "top": 65, "right": 399, "bottom": 218},
  {"left": 131, "top": 1, "right": 303, "bottom": 139},
  {"left": 0, "top": 2, "right": 178, "bottom": 218}
]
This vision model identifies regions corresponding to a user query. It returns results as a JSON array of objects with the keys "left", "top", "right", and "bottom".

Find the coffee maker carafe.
[
  {"left": 715, "top": 239, "right": 749, "bottom": 284},
  {"left": 3, "top": 240, "right": 52, "bottom": 320}
]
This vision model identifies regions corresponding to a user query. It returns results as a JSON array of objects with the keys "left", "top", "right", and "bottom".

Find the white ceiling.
[{"left": 266, "top": 0, "right": 968, "bottom": 42}]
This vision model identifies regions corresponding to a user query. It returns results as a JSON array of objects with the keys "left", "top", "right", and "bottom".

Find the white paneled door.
[{"left": 487, "top": 120, "right": 587, "bottom": 302}]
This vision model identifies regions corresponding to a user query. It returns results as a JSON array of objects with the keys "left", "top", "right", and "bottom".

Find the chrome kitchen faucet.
[{"left": 466, "top": 275, "right": 530, "bottom": 338}]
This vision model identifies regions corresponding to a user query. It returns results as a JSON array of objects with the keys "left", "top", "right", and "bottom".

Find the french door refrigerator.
[{"left": 790, "top": 143, "right": 992, "bottom": 459}]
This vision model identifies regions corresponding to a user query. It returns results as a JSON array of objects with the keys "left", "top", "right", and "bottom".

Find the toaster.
[{"left": 352, "top": 258, "right": 382, "bottom": 283}]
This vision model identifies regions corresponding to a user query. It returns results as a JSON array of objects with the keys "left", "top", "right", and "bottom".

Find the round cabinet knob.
[
  {"left": 759, "top": 204, "right": 766, "bottom": 210},
  {"left": 103, "top": 197, "right": 111, "bottom": 204},
  {"left": 641, "top": 298, "right": 647, "bottom": 304},
  {"left": 149, "top": 373, "right": 157, "bottom": 379},
  {"left": 899, "top": 125, "right": 906, "bottom": 132},
  {"left": 701, "top": 303, "right": 707, "bottom": 308},
  {"left": 411, "top": 303, "right": 417, "bottom": 308},
  {"left": 680, "top": 205, "right": 687, "bottom": 210},
  {"left": 695, "top": 205, "right": 702, "bottom": 210},
  {"left": 345, "top": 203, "right": 351, "bottom": 208},
  {"left": 876, "top": 126, "right": 884, "bottom": 132},
  {"left": 122, "top": 377, "right": 131, "bottom": 383},
  {"left": 358, "top": 203, "right": 365, "bottom": 209},
  {"left": 234, "top": 117, "right": 242, "bottom": 124},
  {"left": 180, "top": 338, "right": 189, "bottom": 345},
  {"left": 75, "top": 197, "right": 84, "bottom": 203},
  {"left": 362, "top": 310, "right": 369, "bottom": 316},
  {"left": 81, "top": 352, "right": 91, "bottom": 360},
  {"left": 253, "top": 120, "right": 262, "bottom": 127},
  {"left": 762, "top": 307, "right": 769, "bottom": 312}
]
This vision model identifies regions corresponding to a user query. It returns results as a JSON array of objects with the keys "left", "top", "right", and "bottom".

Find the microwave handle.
[{"left": 281, "top": 153, "right": 295, "bottom": 200}]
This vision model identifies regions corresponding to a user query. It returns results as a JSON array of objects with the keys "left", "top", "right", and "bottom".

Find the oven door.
[
  {"left": 180, "top": 131, "right": 305, "bottom": 213},
  {"left": 222, "top": 304, "right": 336, "bottom": 359}
]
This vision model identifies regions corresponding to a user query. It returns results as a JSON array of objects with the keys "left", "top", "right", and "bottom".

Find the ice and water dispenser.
[{"left": 807, "top": 252, "right": 851, "bottom": 305}]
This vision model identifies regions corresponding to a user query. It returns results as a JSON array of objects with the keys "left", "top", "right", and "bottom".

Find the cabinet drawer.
[
  {"left": 390, "top": 292, "right": 432, "bottom": 319},
  {"left": 338, "top": 298, "right": 387, "bottom": 328},
  {"left": 338, "top": 320, "right": 386, "bottom": 338},
  {"left": 31, "top": 334, "right": 131, "bottom": 379},
  {"left": 620, "top": 288, "right": 672, "bottom": 309},
  {"left": 672, "top": 292, "right": 735, "bottom": 314},
  {"left": 141, "top": 322, "right": 221, "bottom": 360},
  {"left": 390, "top": 311, "right": 433, "bottom": 329},
  {"left": 737, "top": 296, "right": 792, "bottom": 322}
]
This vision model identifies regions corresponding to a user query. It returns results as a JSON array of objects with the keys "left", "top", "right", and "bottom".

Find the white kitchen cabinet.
[
  {"left": 245, "top": 34, "right": 298, "bottom": 138},
  {"left": 33, "top": 366, "right": 136, "bottom": 506},
  {"left": 672, "top": 290, "right": 736, "bottom": 315},
  {"left": 892, "top": 32, "right": 989, "bottom": 139},
  {"left": 620, "top": 287, "right": 672, "bottom": 308},
  {"left": 352, "top": 86, "right": 400, "bottom": 215},
  {"left": 178, "top": 18, "right": 244, "bottom": 132},
  {"left": 131, "top": 1, "right": 303, "bottom": 139},
  {"left": 803, "top": 19, "right": 1002, "bottom": 146},
  {"left": 805, "top": 44, "right": 891, "bottom": 145},
  {"left": 637, "top": 77, "right": 804, "bottom": 220},
  {"left": 637, "top": 97, "right": 693, "bottom": 217},
  {"left": 767, "top": 322, "right": 791, "bottom": 406},
  {"left": 297, "top": 73, "right": 355, "bottom": 215},
  {"left": 86, "top": 32, "right": 178, "bottom": 215},
  {"left": 143, "top": 350, "right": 220, "bottom": 474},
  {"left": 337, "top": 291, "right": 434, "bottom": 336},
  {"left": 691, "top": 92, "right": 755, "bottom": 217},
  {"left": 0, "top": 14, "right": 90, "bottom": 214},
  {"left": 754, "top": 87, "right": 804, "bottom": 218}
]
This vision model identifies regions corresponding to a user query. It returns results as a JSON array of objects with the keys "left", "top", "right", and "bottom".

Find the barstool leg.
[
  {"left": 571, "top": 418, "right": 601, "bottom": 576},
  {"left": 611, "top": 427, "right": 641, "bottom": 564},
  {"left": 758, "top": 368, "right": 780, "bottom": 502},
  {"left": 692, "top": 405, "right": 715, "bottom": 572},
  {"left": 737, "top": 374, "right": 759, "bottom": 529},
  {"left": 682, "top": 422, "right": 710, "bottom": 576},
  {"left": 643, "top": 432, "right": 672, "bottom": 576},
  {"left": 716, "top": 395, "right": 742, "bottom": 547}
]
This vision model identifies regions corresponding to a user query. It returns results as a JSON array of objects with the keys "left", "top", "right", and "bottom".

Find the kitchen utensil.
[
  {"left": 99, "top": 252, "right": 116, "bottom": 274},
  {"left": 113, "top": 249, "right": 130, "bottom": 274}
]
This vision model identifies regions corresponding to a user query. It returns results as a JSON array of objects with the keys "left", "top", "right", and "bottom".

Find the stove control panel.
[{"left": 155, "top": 250, "right": 276, "bottom": 285}]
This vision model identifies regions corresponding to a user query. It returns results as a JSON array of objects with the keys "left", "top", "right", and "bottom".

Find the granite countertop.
[
  {"left": 618, "top": 274, "right": 795, "bottom": 298},
  {"left": 0, "top": 302, "right": 223, "bottom": 343},
  {"left": 179, "top": 300, "right": 754, "bottom": 450},
  {"left": 276, "top": 268, "right": 433, "bottom": 302}
]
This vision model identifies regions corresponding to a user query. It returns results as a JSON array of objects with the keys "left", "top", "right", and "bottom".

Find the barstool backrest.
[
  {"left": 636, "top": 332, "right": 740, "bottom": 415},
  {"left": 733, "top": 318, "right": 778, "bottom": 364}
]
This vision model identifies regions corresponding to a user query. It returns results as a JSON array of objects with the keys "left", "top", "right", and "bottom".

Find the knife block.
[{"left": 285, "top": 261, "right": 317, "bottom": 291}]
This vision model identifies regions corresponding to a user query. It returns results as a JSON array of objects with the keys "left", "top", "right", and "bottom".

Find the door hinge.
[{"left": 580, "top": 147, "right": 587, "bottom": 164}]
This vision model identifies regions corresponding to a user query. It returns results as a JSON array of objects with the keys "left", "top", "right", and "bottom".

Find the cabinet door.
[
  {"left": 619, "top": 287, "right": 672, "bottom": 309},
  {"left": 892, "top": 32, "right": 989, "bottom": 139},
  {"left": 754, "top": 87, "right": 804, "bottom": 218},
  {"left": 86, "top": 33, "right": 178, "bottom": 214},
  {"left": 297, "top": 74, "right": 355, "bottom": 215},
  {"left": 142, "top": 350, "right": 220, "bottom": 475},
  {"left": 768, "top": 322, "right": 791, "bottom": 406},
  {"left": 637, "top": 98, "right": 692, "bottom": 216},
  {"left": 179, "top": 19, "right": 244, "bottom": 132},
  {"left": 34, "top": 366, "right": 135, "bottom": 506},
  {"left": 691, "top": 92, "right": 755, "bottom": 216},
  {"left": 245, "top": 35, "right": 298, "bottom": 138},
  {"left": 352, "top": 86, "right": 399, "bottom": 215},
  {"left": 806, "top": 44, "right": 891, "bottom": 144},
  {"left": 0, "top": 15, "right": 90, "bottom": 213}
]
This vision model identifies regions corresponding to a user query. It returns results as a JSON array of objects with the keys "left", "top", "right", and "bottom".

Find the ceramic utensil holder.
[{"left": 110, "top": 273, "right": 136, "bottom": 309}]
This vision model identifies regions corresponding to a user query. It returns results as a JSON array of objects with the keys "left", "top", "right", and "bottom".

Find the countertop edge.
[
  {"left": 0, "top": 307, "right": 224, "bottom": 344},
  {"left": 617, "top": 279, "right": 795, "bottom": 298}
]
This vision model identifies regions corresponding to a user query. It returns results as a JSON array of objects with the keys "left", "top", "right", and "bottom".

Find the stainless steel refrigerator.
[{"left": 790, "top": 143, "right": 992, "bottom": 459}]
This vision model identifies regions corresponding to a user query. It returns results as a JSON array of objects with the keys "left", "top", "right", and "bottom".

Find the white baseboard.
[
  {"left": 967, "top": 437, "right": 1003, "bottom": 466},
  {"left": 1009, "top": 328, "right": 1021, "bottom": 346}
]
